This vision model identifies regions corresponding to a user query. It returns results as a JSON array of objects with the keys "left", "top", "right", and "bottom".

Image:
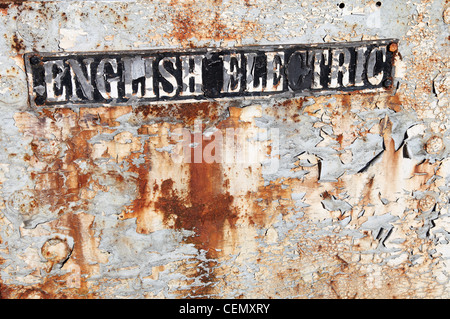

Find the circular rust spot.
[
  {"left": 41, "top": 237, "right": 71, "bottom": 264},
  {"left": 16, "top": 8, "right": 55, "bottom": 43},
  {"left": 418, "top": 195, "right": 435, "bottom": 212},
  {"left": 388, "top": 42, "right": 398, "bottom": 52},
  {"left": 425, "top": 136, "right": 444, "bottom": 154},
  {"left": 7, "top": 189, "right": 38, "bottom": 217}
]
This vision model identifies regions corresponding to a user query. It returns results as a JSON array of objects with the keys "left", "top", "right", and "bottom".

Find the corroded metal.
[
  {"left": 24, "top": 39, "right": 397, "bottom": 107},
  {"left": 0, "top": 0, "right": 448, "bottom": 299}
]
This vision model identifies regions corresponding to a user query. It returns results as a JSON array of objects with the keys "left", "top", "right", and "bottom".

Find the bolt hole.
[
  {"left": 376, "top": 1, "right": 382, "bottom": 7},
  {"left": 338, "top": 3, "right": 345, "bottom": 8}
]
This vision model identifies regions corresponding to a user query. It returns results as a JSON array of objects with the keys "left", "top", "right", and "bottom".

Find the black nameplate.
[{"left": 24, "top": 39, "right": 398, "bottom": 107}]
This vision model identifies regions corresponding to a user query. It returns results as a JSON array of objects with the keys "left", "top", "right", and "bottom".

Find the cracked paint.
[{"left": 0, "top": 0, "right": 448, "bottom": 299}]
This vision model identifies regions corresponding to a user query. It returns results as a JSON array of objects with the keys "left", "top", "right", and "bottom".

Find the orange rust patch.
[
  {"left": 321, "top": 190, "right": 331, "bottom": 199},
  {"left": 134, "top": 101, "right": 223, "bottom": 127},
  {"left": 411, "top": 160, "right": 436, "bottom": 189},
  {"left": 387, "top": 93, "right": 403, "bottom": 112},
  {"left": 167, "top": 1, "right": 260, "bottom": 46},
  {"left": 249, "top": 182, "right": 291, "bottom": 226},
  {"left": 153, "top": 133, "right": 237, "bottom": 256},
  {"left": 151, "top": 133, "right": 237, "bottom": 297},
  {"left": 1, "top": 257, "right": 99, "bottom": 299},
  {"left": 340, "top": 94, "right": 352, "bottom": 112},
  {"left": 14, "top": 107, "right": 137, "bottom": 223},
  {"left": 361, "top": 176, "right": 375, "bottom": 206},
  {"left": 58, "top": 212, "right": 97, "bottom": 297},
  {"left": 337, "top": 134, "right": 344, "bottom": 146},
  {"left": 381, "top": 117, "right": 402, "bottom": 178}
]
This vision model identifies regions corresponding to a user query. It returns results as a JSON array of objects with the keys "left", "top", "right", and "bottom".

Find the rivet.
[
  {"left": 388, "top": 42, "right": 398, "bottom": 52},
  {"left": 383, "top": 77, "right": 393, "bottom": 88},
  {"left": 30, "top": 55, "right": 41, "bottom": 65},
  {"left": 35, "top": 95, "right": 45, "bottom": 106}
]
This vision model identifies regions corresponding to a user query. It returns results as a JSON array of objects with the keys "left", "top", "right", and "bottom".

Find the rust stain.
[
  {"left": 167, "top": 0, "right": 260, "bottom": 46},
  {"left": 156, "top": 162, "right": 236, "bottom": 256},
  {"left": 0, "top": 0, "right": 28, "bottom": 15},
  {"left": 340, "top": 94, "right": 352, "bottom": 112},
  {"left": 0, "top": 3, "right": 8, "bottom": 15},
  {"left": 361, "top": 176, "right": 375, "bottom": 206},
  {"left": 13, "top": 107, "right": 136, "bottom": 227},
  {"left": 381, "top": 117, "right": 402, "bottom": 180},
  {"left": 412, "top": 160, "right": 436, "bottom": 189},
  {"left": 144, "top": 128, "right": 238, "bottom": 255},
  {"left": 387, "top": 94, "right": 403, "bottom": 113},
  {"left": 250, "top": 182, "right": 291, "bottom": 226},
  {"left": 0, "top": 261, "right": 97, "bottom": 299},
  {"left": 155, "top": 135, "right": 236, "bottom": 297},
  {"left": 62, "top": 213, "right": 90, "bottom": 296},
  {"left": 11, "top": 33, "right": 25, "bottom": 53},
  {"left": 134, "top": 102, "right": 223, "bottom": 128}
]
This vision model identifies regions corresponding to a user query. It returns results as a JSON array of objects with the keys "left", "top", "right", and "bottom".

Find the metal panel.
[{"left": 0, "top": 0, "right": 448, "bottom": 299}]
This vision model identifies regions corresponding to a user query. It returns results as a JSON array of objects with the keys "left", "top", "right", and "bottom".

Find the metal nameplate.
[{"left": 24, "top": 39, "right": 398, "bottom": 108}]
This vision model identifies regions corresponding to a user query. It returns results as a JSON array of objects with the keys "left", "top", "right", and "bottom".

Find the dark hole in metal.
[
  {"left": 376, "top": 1, "right": 382, "bottom": 7},
  {"left": 339, "top": 3, "right": 345, "bottom": 9}
]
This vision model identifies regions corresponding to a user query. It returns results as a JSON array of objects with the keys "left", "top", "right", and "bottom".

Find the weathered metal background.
[{"left": 0, "top": 0, "right": 448, "bottom": 299}]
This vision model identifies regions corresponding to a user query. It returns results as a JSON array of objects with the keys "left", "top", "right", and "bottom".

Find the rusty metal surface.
[
  {"left": 0, "top": 0, "right": 448, "bottom": 299},
  {"left": 23, "top": 39, "right": 397, "bottom": 107}
]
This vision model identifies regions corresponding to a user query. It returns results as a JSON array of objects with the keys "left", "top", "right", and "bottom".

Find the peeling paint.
[{"left": 0, "top": 0, "right": 448, "bottom": 299}]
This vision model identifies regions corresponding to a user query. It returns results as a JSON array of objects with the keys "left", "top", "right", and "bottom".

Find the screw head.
[
  {"left": 34, "top": 95, "right": 45, "bottom": 105},
  {"left": 30, "top": 55, "right": 41, "bottom": 65},
  {"left": 383, "top": 78, "right": 393, "bottom": 88}
]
